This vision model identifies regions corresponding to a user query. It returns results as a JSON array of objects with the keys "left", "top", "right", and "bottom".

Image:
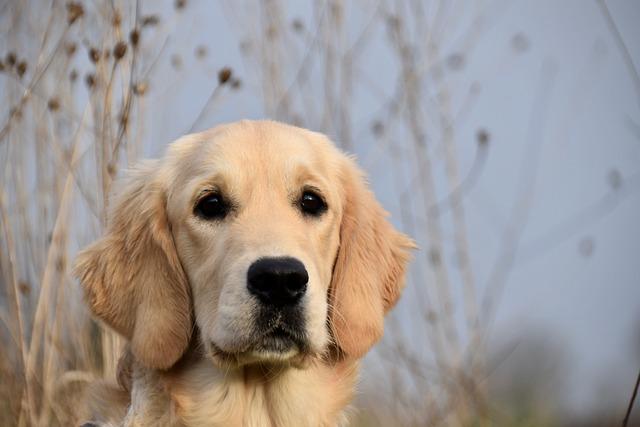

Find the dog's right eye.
[{"left": 195, "top": 193, "right": 228, "bottom": 220}]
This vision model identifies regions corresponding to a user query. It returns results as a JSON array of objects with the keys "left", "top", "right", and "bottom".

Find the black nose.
[{"left": 247, "top": 257, "right": 308, "bottom": 306}]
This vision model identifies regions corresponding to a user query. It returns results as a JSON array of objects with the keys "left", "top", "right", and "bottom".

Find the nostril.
[{"left": 247, "top": 257, "right": 308, "bottom": 306}]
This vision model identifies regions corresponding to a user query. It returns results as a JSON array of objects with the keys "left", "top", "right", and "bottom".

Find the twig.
[
  {"left": 623, "top": 368, "right": 640, "bottom": 427},
  {"left": 596, "top": 0, "right": 640, "bottom": 108}
]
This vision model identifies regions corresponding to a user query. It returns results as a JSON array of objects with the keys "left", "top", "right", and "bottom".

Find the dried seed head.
[
  {"left": 578, "top": 236, "right": 595, "bottom": 258},
  {"left": 171, "top": 54, "right": 182, "bottom": 70},
  {"left": 107, "top": 162, "right": 116, "bottom": 177},
  {"left": 47, "top": 97, "right": 60, "bottom": 111},
  {"left": 195, "top": 45, "right": 207, "bottom": 59},
  {"left": 85, "top": 73, "right": 96, "bottom": 89},
  {"left": 386, "top": 14, "right": 401, "bottom": 31},
  {"left": 70, "top": 69, "right": 78, "bottom": 82},
  {"left": 175, "top": 0, "right": 186, "bottom": 10},
  {"left": 218, "top": 67, "right": 232, "bottom": 85},
  {"left": 55, "top": 256, "right": 66, "bottom": 272},
  {"left": 9, "top": 106, "right": 22, "bottom": 121},
  {"left": 65, "top": 42, "right": 77, "bottom": 57},
  {"left": 511, "top": 33, "right": 530, "bottom": 53},
  {"left": 141, "top": 15, "right": 160, "bottom": 27},
  {"left": 291, "top": 18, "right": 304, "bottom": 32},
  {"left": 446, "top": 53, "right": 465, "bottom": 71},
  {"left": 113, "top": 41, "right": 127, "bottom": 61},
  {"left": 266, "top": 25, "right": 277, "bottom": 39},
  {"left": 291, "top": 114, "right": 303, "bottom": 127},
  {"left": 371, "top": 120, "right": 384, "bottom": 137},
  {"left": 19, "top": 282, "right": 30, "bottom": 296},
  {"left": 607, "top": 169, "right": 622, "bottom": 190},
  {"left": 112, "top": 10, "right": 122, "bottom": 27},
  {"left": 89, "top": 47, "right": 100, "bottom": 63},
  {"left": 428, "top": 248, "right": 441, "bottom": 266},
  {"left": 424, "top": 311, "right": 436, "bottom": 324},
  {"left": 239, "top": 40, "right": 252, "bottom": 54},
  {"left": 66, "top": 2, "right": 84, "bottom": 25},
  {"left": 118, "top": 112, "right": 128, "bottom": 130},
  {"left": 6, "top": 52, "right": 16, "bottom": 67},
  {"left": 129, "top": 29, "right": 140, "bottom": 47},
  {"left": 476, "top": 128, "right": 490, "bottom": 147},
  {"left": 16, "top": 61, "right": 27, "bottom": 78},
  {"left": 133, "top": 81, "right": 148, "bottom": 96}
]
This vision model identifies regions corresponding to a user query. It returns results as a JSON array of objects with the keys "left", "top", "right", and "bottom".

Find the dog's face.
[
  {"left": 75, "top": 121, "right": 413, "bottom": 370},
  {"left": 168, "top": 124, "right": 343, "bottom": 366}
]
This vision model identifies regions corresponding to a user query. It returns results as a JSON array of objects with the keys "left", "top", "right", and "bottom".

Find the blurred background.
[{"left": 1, "top": 0, "right": 639, "bottom": 426}]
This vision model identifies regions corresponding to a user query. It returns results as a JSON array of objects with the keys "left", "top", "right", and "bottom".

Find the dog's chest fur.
[{"left": 124, "top": 358, "right": 358, "bottom": 427}]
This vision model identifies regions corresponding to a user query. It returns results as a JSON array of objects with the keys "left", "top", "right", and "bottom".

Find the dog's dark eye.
[
  {"left": 299, "top": 191, "right": 327, "bottom": 216},
  {"left": 195, "top": 193, "right": 228, "bottom": 220}
]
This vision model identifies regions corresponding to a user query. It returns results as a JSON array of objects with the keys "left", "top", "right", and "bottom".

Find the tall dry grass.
[{"left": 1, "top": 1, "right": 636, "bottom": 426}]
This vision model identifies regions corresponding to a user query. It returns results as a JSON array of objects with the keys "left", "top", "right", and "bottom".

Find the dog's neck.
[{"left": 124, "top": 347, "right": 359, "bottom": 427}]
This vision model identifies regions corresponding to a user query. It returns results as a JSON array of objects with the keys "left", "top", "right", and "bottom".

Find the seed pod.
[
  {"left": 48, "top": 98, "right": 60, "bottom": 111},
  {"left": 218, "top": 67, "right": 232, "bottom": 85},
  {"left": 130, "top": 29, "right": 140, "bottom": 47},
  {"left": 112, "top": 11, "right": 122, "bottom": 27},
  {"left": 476, "top": 129, "right": 490, "bottom": 147},
  {"left": 141, "top": 15, "right": 159, "bottom": 27},
  {"left": 133, "top": 81, "right": 148, "bottom": 96},
  {"left": 113, "top": 41, "right": 127, "bottom": 61},
  {"left": 291, "top": 19, "right": 304, "bottom": 32},
  {"left": 65, "top": 42, "right": 77, "bottom": 57},
  {"left": 6, "top": 52, "right": 16, "bottom": 67},
  {"left": 195, "top": 45, "right": 207, "bottom": 59},
  {"left": 85, "top": 73, "right": 96, "bottom": 89},
  {"left": 66, "top": 2, "right": 84, "bottom": 25},
  {"left": 16, "top": 61, "right": 27, "bottom": 78},
  {"left": 89, "top": 47, "right": 100, "bottom": 63}
]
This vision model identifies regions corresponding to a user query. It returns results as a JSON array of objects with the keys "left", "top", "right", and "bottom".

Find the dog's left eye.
[
  {"left": 195, "top": 193, "right": 229, "bottom": 220},
  {"left": 299, "top": 190, "right": 327, "bottom": 216}
]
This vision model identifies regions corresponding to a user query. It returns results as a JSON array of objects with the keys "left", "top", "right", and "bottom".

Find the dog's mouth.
[
  {"left": 256, "top": 326, "right": 302, "bottom": 353},
  {"left": 208, "top": 326, "right": 310, "bottom": 368}
]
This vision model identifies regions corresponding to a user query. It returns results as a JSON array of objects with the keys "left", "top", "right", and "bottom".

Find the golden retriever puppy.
[{"left": 74, "top": 120, "right": 414, "bottom": 427}]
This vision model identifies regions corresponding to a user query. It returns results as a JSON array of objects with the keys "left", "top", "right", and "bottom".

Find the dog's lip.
[
  {"left": 208, "top": 327, "right": 308, "bottom": 364},
  {"left": 257, "top": 326, "right": 303, "bottom": 351}
]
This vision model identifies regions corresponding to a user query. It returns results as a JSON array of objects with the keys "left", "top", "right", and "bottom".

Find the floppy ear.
[
  {"left": 74, "top": 161, "right": 192, "bottom": 370},
  {"left": 329, "top": 157, "right": 414, "bottom": 359}
]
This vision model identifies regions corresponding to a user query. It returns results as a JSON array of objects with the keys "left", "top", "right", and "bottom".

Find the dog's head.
[{"left": 74, "top": 120, "right": 414, "bottom": 370}]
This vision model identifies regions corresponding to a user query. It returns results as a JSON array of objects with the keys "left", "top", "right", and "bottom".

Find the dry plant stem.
[
  {"left": 260, "top": 1, "right": 289, "bottom": 118},
  {"left": 437, "top": 85, "right": 478, "bottom": 338},
  {"left": 101, "top": 62, "right": 118, "bottom": 214},
  {"left": 596, "top": 0, "right": 640, "bottom": 108},
  {"left": 25, "top": 106, "right": 88, "bottom": 427},
  {"left": 390, "top": 6, "right": 458, "bottom": 365},
  {"left": 480, "top": 61, "right": 556, "bottom": 347},
  {"left": 622, "top": 368, "right": 640, "bottom": 427},
  {"left": 112, "top": 20, "right": 140, "bottom": 162},
  {"left": 188, "top": 85, "right": 223, "bottom": 134},
  {"left": 0, "top": 192, "right": 33, "bottom": 425},
  {"left": 0, "top": 26, "right": 71, "bottom": 145},
  {"left": 437, "top": 79, "right": 484, "bottom": 425}
]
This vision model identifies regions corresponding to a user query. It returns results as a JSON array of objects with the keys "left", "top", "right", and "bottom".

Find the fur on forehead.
[{"left": 161, "top": 121, "right": 345, "bottom": 199}]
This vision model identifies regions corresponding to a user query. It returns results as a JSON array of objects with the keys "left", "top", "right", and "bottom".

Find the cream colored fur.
[{"left": 74, "top": 120, "right": 414, "bottom": 426}]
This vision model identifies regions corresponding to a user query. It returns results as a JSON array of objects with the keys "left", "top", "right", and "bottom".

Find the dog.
[{"left": 74, "top": 120, "right": 414, "bottom": 426}]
